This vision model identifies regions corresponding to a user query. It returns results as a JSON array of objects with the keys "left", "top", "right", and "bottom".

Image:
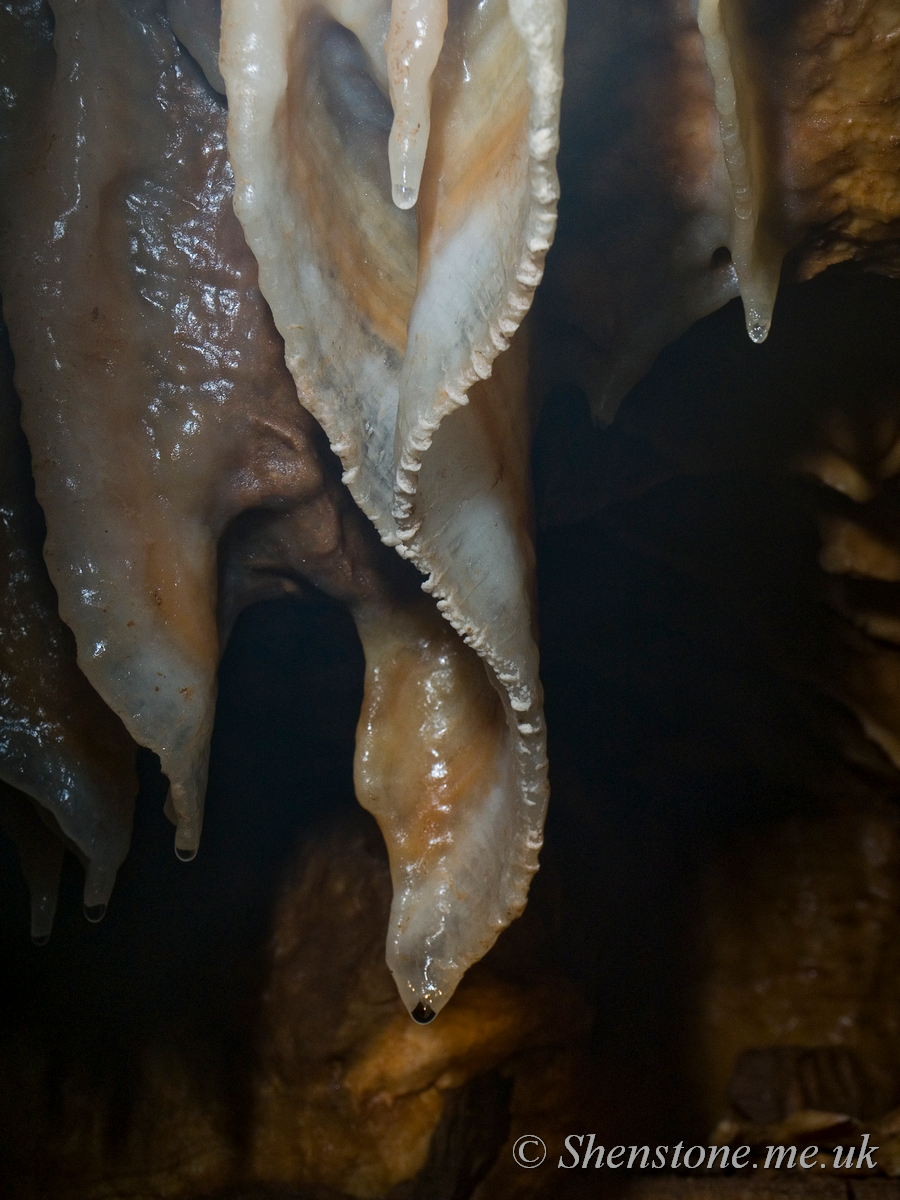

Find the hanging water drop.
[
  {"left": 411, "top": 1000, "right": 436, "bottom": 1024},
  {"left": 748, "top": 319, "right": 770, "bottom": 344}
]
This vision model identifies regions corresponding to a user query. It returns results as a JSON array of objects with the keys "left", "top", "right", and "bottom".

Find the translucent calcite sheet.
[
  {"left": 542, "top": 0, "right": 900, "bottom": 422},
  {"left": 2, "top": 0, "right": 558, "bottom": 1019},
  {"left": 1, "top": 0, "right": 233, "bottom": 856},
  {"left": 222, "top": 0, "right": 563, "bottom": 1015},
  {"left": 0, "top": 0, "right": 395, "bottom": 862},
  {"left": 542, "top": 0, "right": 740, "bottom": 421},
  {"left": 0, "top": 319, "right": 136, "bottom": 923}
]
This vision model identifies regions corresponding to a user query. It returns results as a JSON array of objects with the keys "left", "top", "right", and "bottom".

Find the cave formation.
[{"left": 2, "top": 0, "right": 900, "bottom": 1197}]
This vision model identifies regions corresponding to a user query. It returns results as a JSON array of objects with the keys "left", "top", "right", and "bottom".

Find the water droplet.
[
  {"left": 84, "top": 903, "right": 106, "bottom": 924},
  {"left": 747, "top": 320, "right": 770, "bottom": 344},
  {"left": 175, "top": 845, "right": 196, "bottom": 862},
  {"left": 411, "top": 1001, "right": 436, "bottom": 1024},
  {"left": 31, "top": 933, "right": 50, "bottom": 947},
  {"left": 392, "top": 182, "right": 418, "bottom": 210}
]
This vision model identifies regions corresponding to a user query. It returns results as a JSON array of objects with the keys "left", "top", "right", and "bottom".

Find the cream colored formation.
[
  {"left": 220, "top": 0, "right": 563, "bottom": 1017},
  {"left": 385, "top": 0, "right": 448, "bottom": 209},
  {"left": 0, "top": 0, "right": 796, "bottom": 1016},
  {"left": 696, "top": 0, "right": 783, "bottom": 343}
]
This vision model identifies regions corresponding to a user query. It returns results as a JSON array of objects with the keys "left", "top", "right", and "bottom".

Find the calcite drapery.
[
  {"left": 0, "top": 0, "right": 899, "bottom": 1029},
  {"left": 3, "top": 0, "right": 900, "bottom": 1197},
  {"left": 540, "top": 0, "right": 900, "bottom": 424},
  {"left": 0, "top": 0, "right": 565, "bottom": 1019},
  {"left": 220, "top": 0, "right": 564, "bottom": 1014},
  {"left": 0, "top": 6, "right": 137, "bottom": 924}
]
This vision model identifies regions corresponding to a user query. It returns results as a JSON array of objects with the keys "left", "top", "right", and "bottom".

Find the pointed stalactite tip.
[
  {"left": 411, "top": 1001, "right": 437, "bottom": 1024},
  {"left": 392, "top": 182, "right": 418, "bottom": 210}
]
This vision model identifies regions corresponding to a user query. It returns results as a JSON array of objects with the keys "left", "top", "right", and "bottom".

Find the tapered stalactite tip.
[{"left": 392, "top": 182, "right": 418, "bottom": 210}]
